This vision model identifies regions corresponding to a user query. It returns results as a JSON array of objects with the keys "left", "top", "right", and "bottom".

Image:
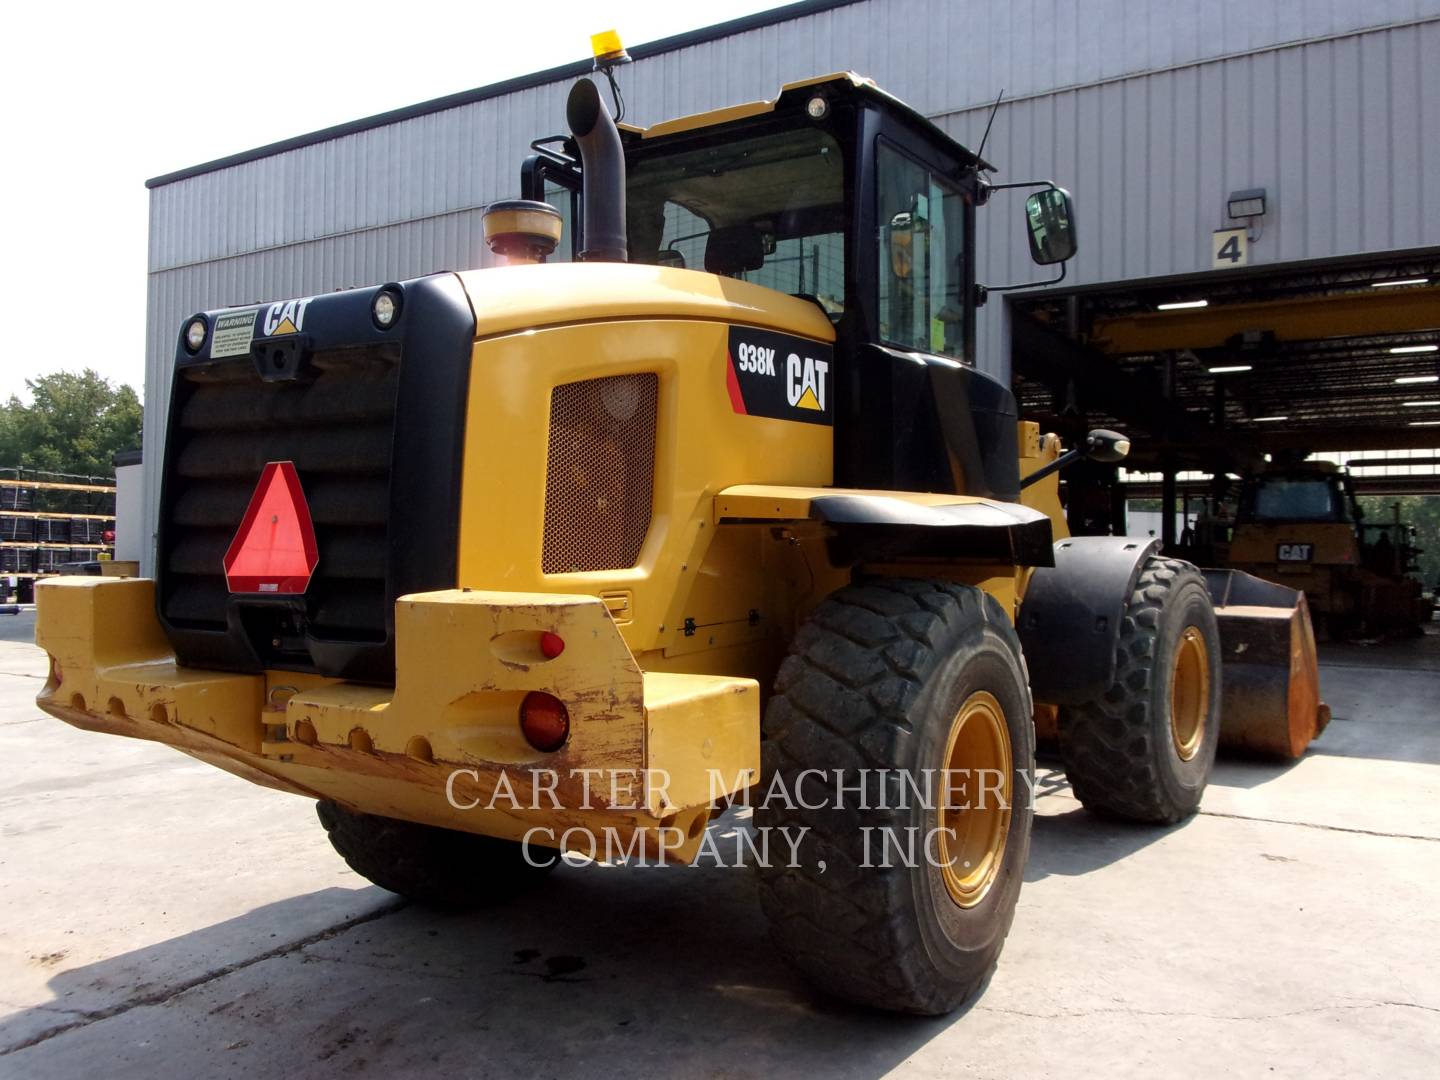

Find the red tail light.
[
  {"left": 539, "top": 632, "right": 566, "bottom": 659},
  {"left": 519, "top": 691, "right": 569, "bottom": 752},
  {"left": 223, "top": 461, "right": 319, "bottom": 594}
]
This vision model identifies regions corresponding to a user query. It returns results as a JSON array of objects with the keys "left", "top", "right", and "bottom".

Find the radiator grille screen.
[
  {"left": 160, "top": 347, "right": 398, "bottom": 641},
  {"left": 542, "top": 374, "right": 658, "bottom": 574}
]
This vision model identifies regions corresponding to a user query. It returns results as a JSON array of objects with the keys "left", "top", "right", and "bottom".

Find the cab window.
[
  {"left": 543, "top": 178, "right": 576, "bottom": 262},
  {"left": 1242, "top": 478, "right": 1351, "bottom": 524},
  {"left": 626, "top": 127, "right": 846, "bottom": 316},
  {"left": 876, "top": 141, "right": 966, "bottom": 358}
]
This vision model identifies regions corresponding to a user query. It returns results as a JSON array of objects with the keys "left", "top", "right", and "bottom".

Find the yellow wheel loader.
[{"left": 35, "top": 67, "right": 1325, "bottom": 1015}]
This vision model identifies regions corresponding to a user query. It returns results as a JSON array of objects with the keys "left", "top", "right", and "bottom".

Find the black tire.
[
  {"left": 1058, "top": 557, "right": 1221, "bottom": 824},
  {"left": 755, "top": 579, "right": 1034, "bottom": 1015},
  {"left": 317, "top": 802, "right": 555, "bottom": 909}
]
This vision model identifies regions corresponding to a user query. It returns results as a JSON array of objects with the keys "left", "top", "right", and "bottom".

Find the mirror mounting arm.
[
  {"left": 984, "top": 178, "right": 1061, "bottom": 195},
  {"left": 978, "top": 261, "right": 1067, "bottom": 296},
  {"left": 1020, "top": 429, "right": 1131, "bottom": 489},
  {"left": 1019, "top": 444, "right": 1085, "bottom": 489}
]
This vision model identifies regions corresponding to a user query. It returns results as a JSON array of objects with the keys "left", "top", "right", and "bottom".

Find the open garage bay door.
[
  {"left": 1010, "top": 248, "right": 1440, "bottom": 467},
  {"left": 1008, "top": 248, "right": 1440, "bottom": 564}
]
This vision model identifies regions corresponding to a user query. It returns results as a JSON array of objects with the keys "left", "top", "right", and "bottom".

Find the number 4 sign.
[{"left": 1212, "top": 227, "right": 1248, "bottom": 268}]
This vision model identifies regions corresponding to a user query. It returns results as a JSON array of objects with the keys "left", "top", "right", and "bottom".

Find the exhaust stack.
[{"left": 566, "top": 78, "right": 627, "bottom": 262}]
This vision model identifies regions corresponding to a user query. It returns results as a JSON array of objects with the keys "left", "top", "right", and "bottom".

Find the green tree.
[
  {"left": 1357, "top": 494, "right": 1440, "bottom": 588},
  {"left": 0, "top": 370, "right": 142, "bottom": 479}
]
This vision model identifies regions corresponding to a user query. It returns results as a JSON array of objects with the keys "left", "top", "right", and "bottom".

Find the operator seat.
[{"left": 705, "top": 225, "right": 765, "bottom": 276}]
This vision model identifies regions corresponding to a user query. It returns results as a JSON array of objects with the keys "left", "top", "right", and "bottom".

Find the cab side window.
[
  {"left": 876, "top": 142, "right": 966, "bottom": 358},
  {"left": 543, "top": 179, "right": 577, "bottom": 262}
]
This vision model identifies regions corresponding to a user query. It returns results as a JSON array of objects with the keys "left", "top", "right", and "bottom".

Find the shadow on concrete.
[
  {"left": 1300, "top": 726, "right": 1440, "bottom": 767},
  {"left": 2, "top": 860, "right": 969, "bottom": 1078},
  {"left": 1304, "top": 636, "right": 1440, "bottom": 765},
  {"left": 0, "top": 609, "right": 36, "bottom": 645},
  {"left": 1317, "top": 624, "right": 1440, "bottom": 673},
  {"left": 1208, "top": 755, "right": 1305, "bottom": 790},
  {"left": 1025, "top": 802, "right": 1188, "bottom": 883},
  {"left": 0, "top": 886, "right": 396, "bottom": 1057}
]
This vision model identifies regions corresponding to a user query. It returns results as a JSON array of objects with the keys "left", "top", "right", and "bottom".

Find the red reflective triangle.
[{"left": 223, "top": 461, "right": 319, "bottom": 594}]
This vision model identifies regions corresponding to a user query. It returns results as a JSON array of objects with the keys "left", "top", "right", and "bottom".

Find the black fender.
[
  {"left": 1017, "top": 535, "right": 1162, "bottom": 705},
  {"left": 713, "top": 487, "right": 1056, "bottom": 567},
  {"left": 813, "top": 495, "right": 1056, "bottom": 567}
]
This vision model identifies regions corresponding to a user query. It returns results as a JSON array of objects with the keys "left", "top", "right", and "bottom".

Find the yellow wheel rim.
[
  {"left": 1170, "top": 626, "right": 1210, "bottom": 762},
  {"left": 936, "top": 691, "right": 1012, "bottom": 909}
]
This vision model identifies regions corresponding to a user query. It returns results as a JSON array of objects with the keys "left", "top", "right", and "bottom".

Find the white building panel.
[{"left": 140, "top": 0, "right": 1440, "bottom": 571}]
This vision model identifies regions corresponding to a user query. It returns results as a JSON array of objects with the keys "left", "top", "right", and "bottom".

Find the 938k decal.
[{"left": 726, "top": 326, "right": 834, "bottom": 426}]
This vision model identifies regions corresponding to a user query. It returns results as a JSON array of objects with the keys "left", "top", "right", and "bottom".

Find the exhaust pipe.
[{"left": 566, "top": 78, "right": 627, "bottom": 262}]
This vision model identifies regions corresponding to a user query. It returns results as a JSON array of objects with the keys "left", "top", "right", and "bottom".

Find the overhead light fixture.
[
  {"left": 1390, "top": 344, "right": 1438, "bottom": 354},
  {"left": 1226, "top": 188, "right": 1267, "bottom": 219},
  {"left": 1253, "top": 415, "right": 1289, "bottom": 422},
  {"left": 1409, "top": 420, "right": 1440, "bottom": 427},
  {"left": 1402, "top": 400, "right": 1440, "bottom": 407},
  {"left": 1371, "top": 277, "right": 1429, "bottom": 288},
  {"left": 1208, "top": 364, "right": 1253, "bottom": 374},
  {"left": 1157, "top": 299, "right": 1208, "bottom": 311},
  {"left": 1396, "top": 375, "right": 1440, "bottom": 385}
]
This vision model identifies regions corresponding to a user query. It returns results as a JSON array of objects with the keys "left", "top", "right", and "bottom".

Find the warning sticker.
[{"left": 210, "top": 309, "right": 259, "bottom": 358}]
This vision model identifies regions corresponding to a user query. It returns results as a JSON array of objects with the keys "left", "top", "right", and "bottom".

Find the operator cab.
[
  {"left": 519, "top": 73, "right": 1076, "bottom": 500},
  {"left": 1237, "top": 467, "right": 1357, "bottom": 526}
]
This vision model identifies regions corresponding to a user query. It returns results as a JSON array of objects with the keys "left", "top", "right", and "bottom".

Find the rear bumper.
[{"left": 35, "top": 577, "right": 759, "bottom": 861}]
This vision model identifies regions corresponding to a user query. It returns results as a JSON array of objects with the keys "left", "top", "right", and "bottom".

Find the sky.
[{"left": 1, "top": 0, "right": 785, "bottom": 403}]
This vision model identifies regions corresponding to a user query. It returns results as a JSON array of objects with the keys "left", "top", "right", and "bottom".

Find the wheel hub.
[
  {"left": 1170, "top": 625, "right": 1210, "bottom": 761},
  {"left": 936, "top": 691, "right": 1012, "bottom": 908}
]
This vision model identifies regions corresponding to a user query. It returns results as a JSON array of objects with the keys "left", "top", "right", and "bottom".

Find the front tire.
[
  {"left": 1058, "top": 557, "right": 1221, "bottom": 824},
  {"left": 317, "top": 802, "right": 555, "bottom": 909},
  {"left": 755, "top": 579, "right": 1034, "bottom": 1015}
]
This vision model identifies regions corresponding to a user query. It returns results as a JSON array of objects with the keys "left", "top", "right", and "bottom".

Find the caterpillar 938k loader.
[{"left": 35, "top": 64, "right": 1326, "bottom": 1015}]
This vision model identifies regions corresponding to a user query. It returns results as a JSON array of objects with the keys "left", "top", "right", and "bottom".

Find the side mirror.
[
  {"left": 1085, "top": 428, "right": 1130, "bottom": 463},
  {"left": 1024, "top": 187, "right": 1077, "bottom": 265},
  {"left": 1019, "top": 427, "right": 1130, "bottom": 490}
]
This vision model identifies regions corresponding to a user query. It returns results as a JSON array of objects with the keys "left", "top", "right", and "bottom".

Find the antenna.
[{"left": 974, "top": 89, "right": 1005, "bottom": 167}]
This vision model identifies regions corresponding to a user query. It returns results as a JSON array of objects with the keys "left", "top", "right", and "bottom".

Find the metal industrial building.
[{"left": 140, "top": 0, "right": 1440, "bottom": 570}]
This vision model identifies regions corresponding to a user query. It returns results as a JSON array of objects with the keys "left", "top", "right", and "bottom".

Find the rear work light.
[
  {"left": 372, "top": 287, "right": 402, "bottom": 329},
  {"left": 184, "top": 316, "right": 208, "bottom": 354},
  {"left": 223, "top": 461, "right": 319, "bottom": 594},
  {"left": 519, "top": 692, "right": 570, "bottom": 752}
]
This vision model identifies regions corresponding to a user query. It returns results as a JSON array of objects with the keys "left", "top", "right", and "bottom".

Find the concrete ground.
[{"left": 1, "top": 607, "right": 1437, "bottom": 1078}]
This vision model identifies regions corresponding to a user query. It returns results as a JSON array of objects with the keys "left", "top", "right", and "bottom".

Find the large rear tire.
[
  {"left": 317, "top": 802, "right": 555, "bottom": 909},
  {"left": 755, "top": 579, "right": 1034, "bottom": 1015},
  {"left": 1058, "top": 557, "right": 1221, "bottom": 824}
]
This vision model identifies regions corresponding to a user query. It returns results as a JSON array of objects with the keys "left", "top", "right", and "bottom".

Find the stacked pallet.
[{"left": 0, "top": 469, "right": 117, "bottom": 602}]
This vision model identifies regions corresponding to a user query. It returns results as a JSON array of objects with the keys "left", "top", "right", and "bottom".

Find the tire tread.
[
  {"left": 1057, "top": 557, "right": 1214, "bottom": 824},
  {"left": 757, "top": 578, "right": 1032, "bottom": 1014}
]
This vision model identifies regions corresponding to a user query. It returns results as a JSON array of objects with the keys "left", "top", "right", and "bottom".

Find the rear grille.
[
  {"left": 160, "top": 347, "right": 399, "bottom": 642},
  {"left": 542, "top": 374, "right": 658, "bottom": 574}
]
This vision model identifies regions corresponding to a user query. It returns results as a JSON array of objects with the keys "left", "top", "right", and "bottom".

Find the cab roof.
[{"left": 621, "top": 72, "right": 994, "bottom": 172}]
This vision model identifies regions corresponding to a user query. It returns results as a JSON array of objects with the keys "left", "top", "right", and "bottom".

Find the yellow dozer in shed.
[
  {"left": 35, "top": 62, "right": 1325, "bottom": 1014},
  {"left": 1225, "top": 460, "right": 1431, "bottom": 638}
]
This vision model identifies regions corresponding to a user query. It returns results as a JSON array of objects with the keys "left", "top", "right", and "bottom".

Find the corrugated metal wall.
[{"left": 142, "top": 0, "right": 1440, "bottom": 571}]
